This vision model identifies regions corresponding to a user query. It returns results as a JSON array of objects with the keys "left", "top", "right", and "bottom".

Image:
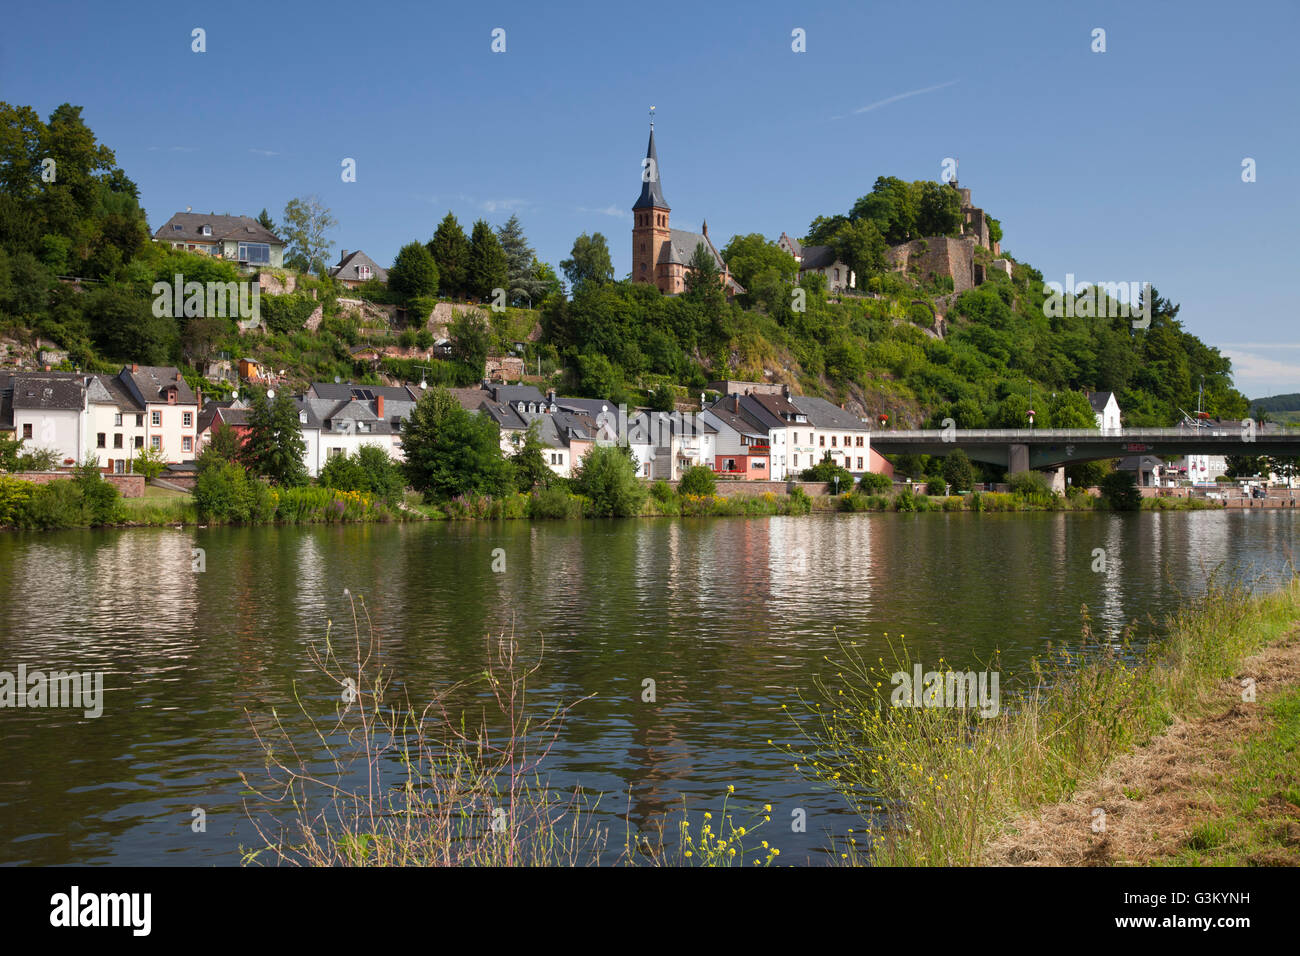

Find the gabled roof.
[
  {"left": 747, "top": 391, "right": 806, "bottom": 425},
  {"left": 704, "top": 396, "right": 769, "bottom": 440},
  {"left": 797, "top": 245, "right": 840, "bottom": 271},
  {"left": 90, "top": 373, "right": 143, "bottom": 411},
  {"left": 329, "top": 249, "right": 388, "bottom": 284},
  {"left": 490, "top": 384, "right": 547, "bottom": 407},
  {"left": 633, "top": 128, "right": 670, "bottom": 211},
  {"left": 790, "top": 395, "right": 870, "bottom": 430},
  {"left": 1086, "top": 391, "right": 1117, "bottom": 414},
  {"left": 10, "top": 373, "right": 87, "bottom": 411},
  {"left": 778, "top": 232, "right": 803, "bottom": 258},
  {"left": 308, "top": 382, "right": 420, "bottom": 403},
  {"left": 154, "top": 213, "right": 283, "bottom": 245},
  {"left": 119, "top": 366, "right": 197, "bottom": 406}
]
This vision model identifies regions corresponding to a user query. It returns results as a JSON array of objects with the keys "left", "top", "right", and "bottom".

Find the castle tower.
[{"left": 632, "top": 115, "right": 671, "bottom": 291}]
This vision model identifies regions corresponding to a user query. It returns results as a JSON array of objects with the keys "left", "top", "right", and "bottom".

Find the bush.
[
  {"left": 195, "top": 461, "right": 256, "bottom": 522},
  {"left": 800, "top": 455, "right": 854, "bottom": 488},
  {"left": 73, "top": 461, "right": 125, "bottom": 525},
  {"left": 528, "top": 486, "right": 583, "bottom": 519},
  {"left": 1101, "top": 470, "right": 1142, "bottom": 511},
  {"left": 650, "top": 480, "right": 675, "bottom": 504},
  {"left": 678, "top": 465, "right": 717, "bottom": 497},
  {"left": 571, "top": 446, "right": 646, "bottom": 517},
  {"left": 941, "top": 450, "right": 974, "bottom": 492},
  {"left": 858, "top": 471, "right": 892, "bottom": 493},
  {"left": 786, "top": 486, "right": 813, "bottom": 515},
  {"left": 319, "top": 446, "right": 405, "bottom": 505},
  {"left": 925, "top": 477, "right": 946, "bottom": 496},
  {"left": 1007, "top": 471, "right": 1051, "bottom": 497}
]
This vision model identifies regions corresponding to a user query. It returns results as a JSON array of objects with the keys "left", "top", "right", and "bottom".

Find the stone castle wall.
[{"left": 886, "top": 237, "right": 977, "bottom": 293}]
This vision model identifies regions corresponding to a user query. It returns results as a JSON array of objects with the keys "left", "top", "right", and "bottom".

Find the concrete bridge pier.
[
  {"left": 1008, "top": 443, "right": 1029, "bottom": 474},
  {"left": 1049, "top": 466, "right": 1065, "bottom": 493}
]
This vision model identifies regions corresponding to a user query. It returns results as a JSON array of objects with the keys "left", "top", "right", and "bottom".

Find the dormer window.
[
  {"left": 358, "top": 265, "right": 371, "bottom": 280},
  {"left": 299, "top": 411, "right": 307, "bottom": 424},
  {"left": 172, "top": 224, "right": 183, "bottom": 232},
  {"left": 201, "top": 225, "right": 212, "bottom": 236}
]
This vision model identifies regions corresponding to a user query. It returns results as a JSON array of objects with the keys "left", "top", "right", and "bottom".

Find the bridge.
[{"left": 869, "top": 426, "right": 1300, "bottom": 472}]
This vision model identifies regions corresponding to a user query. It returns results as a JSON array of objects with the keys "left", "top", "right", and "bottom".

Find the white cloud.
[
  {"left": 1222, "top": 348, "right": 1300, "bottom": 398},
  {"left": 578, "top": 205, "right": 630, "bottom": 220}
]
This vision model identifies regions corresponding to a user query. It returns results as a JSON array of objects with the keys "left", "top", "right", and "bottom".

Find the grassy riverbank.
[{"left": 789, "top": 576, "right": 1300, "bottom": 866}]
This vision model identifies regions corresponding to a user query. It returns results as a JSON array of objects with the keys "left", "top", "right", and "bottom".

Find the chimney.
[
  {"left": 176, "top": 370, "right": 183, "bottom": 383},
  {"left": 376, "top": 394, "right": 385, "bottom": 419},
  {"left": 733, "top": 394, "right": 740, "bottom": 412},
  {"left": 341, "top": 250, "right": 348, "bottom": 262},
  {"left": 702, "top": 220, "right": 708, "bottom": 238},
  {"left": 197, "top": 386, "right": 203, "bottom": 408},
  {"left": 783, "top": 384, "right": 791, "bottom": 399}
]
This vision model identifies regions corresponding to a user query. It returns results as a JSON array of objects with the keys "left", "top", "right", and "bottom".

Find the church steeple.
[{"left": 633, "top": 120, "right": 669, "bottom": 211}]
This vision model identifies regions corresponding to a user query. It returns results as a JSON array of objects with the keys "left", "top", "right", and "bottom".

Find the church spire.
[{"left": 633, "top": 109, "right": 669, "bottom": 211}]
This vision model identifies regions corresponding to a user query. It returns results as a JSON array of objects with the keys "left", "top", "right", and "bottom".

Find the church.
[{"left": 631, "top": 121, "right": 744, "bottom": 297}]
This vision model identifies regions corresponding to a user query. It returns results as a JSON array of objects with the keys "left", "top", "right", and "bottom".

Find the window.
[
  {"left": 97, "top": 433, "right": 106, "bottom": 448},
  {"left": 114, "top": 460, "right": 125, "bottom": 474},
  {"left": 182, "top": 436, "right": 192, "bottom": 453},
  {"left": 134, "top": 436, "right": 143, "bottom": 449},
  {"left": 182, "top": 411, "right": 193, "bottom": 428},
  {"left": 754, "top": 460, "right": 765, "bottom": 469},
  {"left": 328, "top": 448, "right": 344, "bottom": 459},
  {"left": 299, "top": 411, "right": 307, "bottom": 424},
  {"left": 844, "top": 435, "right": 851, "bottom": 446},
  {"left": 150, "top": 436, "right": 161, "bottom": 451},
  {"left": 136, "top": 414, "right": 144, "bottom": 427},
  {"left": 831, "top": 435, "right": 837, "bottom": 447},
  {"left": 857, "top": 457, "right": 864, "bottom": 469},
  {"left": 151, "top": 411, "right": 161, "bottom": 426},
  {"left": 856, "top": 436, "right": 864, "bottom": 447},
  {"left": 22, "top": 423, "right": 32, "bottom": 439},
  {"left": 201, "top": 225, "right": 212, "bottom": 236},
  {"left": 819, "top": 435, "right": 824, "bottom": 447},
  {"left": 358, "top": 265, "right": 371, "bottom": 280},
  {"left": 793, "top": 454, "right": 799, "bottom": 467},
  {"left": 114, "top": 413, "right": 122, "bottom": 426},
  {"left": 172, "top": 224, "right": 183, "bottom": 232},
  {"left": 238, "top": 242, "right": 271, "bottom": 264},
  {"left": 114, "top": 434, "right": 123, "bottom": 448}
]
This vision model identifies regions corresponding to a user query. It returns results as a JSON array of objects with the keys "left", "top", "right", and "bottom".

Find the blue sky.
[{"left": 5, "top": 0, "right": 1298, "bottom": 396}]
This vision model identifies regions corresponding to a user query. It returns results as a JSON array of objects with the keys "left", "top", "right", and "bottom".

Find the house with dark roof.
[
  {"left": 153, "top": 212, "right": 285, "bottom": 271},
  {"left": 779, "top": 231, "right": 855, "bottom": 293},
  {"left": 299, "top": 382, "right": 422, "bottom": 476},
  {"left": 328, "top": 250, "right": 387, "bottom": 288},
  {"left": 1086, "top": 390, "right": 1121, "bottom": 434},
  {"left": 700, "top": 394, "right": 775, "bottom": 480},
  {"left": 789, "top": 395, "right": 879, "bottom": 476},
  {"left": 630, "top": 122, "right": 744, "bottom": 298}
]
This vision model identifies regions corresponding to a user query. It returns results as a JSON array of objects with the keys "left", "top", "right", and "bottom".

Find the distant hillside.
[{"left": 1251, "top": 393, "right": 1300, "bottom": 412}]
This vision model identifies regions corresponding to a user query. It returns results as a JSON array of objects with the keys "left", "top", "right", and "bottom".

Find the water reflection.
[{"left": 0, "top": 510, "right": 1294, "bottom": 865}]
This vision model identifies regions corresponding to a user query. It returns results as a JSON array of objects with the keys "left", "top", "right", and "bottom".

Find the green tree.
[
  {"left": 941, "top": 449, "right": 974, "bottom": 491},
  {"left": 1100, "top": 470, "right": 1141, "bottom": 511},
  {"left": 241, "top": 391, "right": 308, "bottom": 486},
  {"left": 572, "top": 444, "right": 646, "bottom": 517},
  {"left": 196, "top": 421, "right": 242, "bottom": 471},
  {"left": 401, "top": 387, "right": 512, "bottom": 500},
  {"left": 678, "top": 464, "right": 716, "bottom": 496},
  {"left": 428, "top": 212, "right": 470, "bottom": 299},
  {"left": 256, "top": 208, "right": 278, "bottom": 235},
  {"left": 449, "top": 308, "right": 491, "bottom": 371},
  {"left": 510, "top": 420, "right": 553, "bottom": 491},
  {"left": 831, "top": 218, "right": 887, "bottom": 286},
  {"left": 280, "top": 196, "right": 337, "bottom": 274},
  {"left": 560, "top": 232, "right": 614, "bottom": 290},
  {"left": 388, "top": 241, "right": 440, "bottom": 304},
  {"left": 133, "top": 444, "right": 168, "bottom": 480},
  {"left": 466, "top": 219, "right": 509, "bottom": 301}
]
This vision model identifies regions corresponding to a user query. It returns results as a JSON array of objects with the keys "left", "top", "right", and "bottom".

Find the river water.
[{"left": 0, "top": 510, "right": 1295, "bottom": 865}]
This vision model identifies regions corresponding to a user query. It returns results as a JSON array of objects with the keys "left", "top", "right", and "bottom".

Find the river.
[{"left": 0, "top": 510, "right": 1295, "bottom": 865}]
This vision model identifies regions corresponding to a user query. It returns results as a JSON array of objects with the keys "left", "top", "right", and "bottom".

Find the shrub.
[
  {"left": 800, "top": 455, "right": 853, "bottom": 487},
  {"left": 571, "top": 446, "right": 646, "bottom": 517},
  {"left": 678, "top": 465, "right": 717, "bottom": 497},
  {"left": 858, "top": 471, "right": 892, "bottom": 493},
  {"left": 1101, "top": 470, "right": 1142, "bottom": 511},
  {"left": 786, "top": 486, "right": 813, "bottom": 515},
  {"left": 924, "top": 477, "right": 946, "bottom": 496},
  {"left": 941, "top": 450, "right": 974, "bottom": 492},
  {"left": 73, "top": 461, "right": 125, "bottom": 525},
  {"left": 528, "top": 486, "right": 583, "bottom": 519},
  {"left": 0, "top": 475, "right": 35, "bottom": 525},
  {"left": 195, "top": 461, "right": 254, "bottom": 522},
  {"left": 1007, "top": 471, "right": 1051, "bottom": 497},
  {"left": 650, "top": 480, "right": 675, "bottom": 504}
]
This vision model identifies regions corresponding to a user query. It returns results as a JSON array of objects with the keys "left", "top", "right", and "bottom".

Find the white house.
[{"left": 1087, "top": 391, "right": 1122, "bottom": 434}]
